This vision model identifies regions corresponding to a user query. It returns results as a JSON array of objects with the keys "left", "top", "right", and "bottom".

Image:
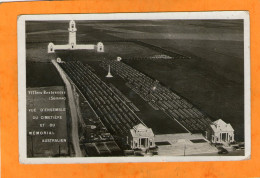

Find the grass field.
[{"left": 26, "top": 62, "right": 64, "bottom": 87}]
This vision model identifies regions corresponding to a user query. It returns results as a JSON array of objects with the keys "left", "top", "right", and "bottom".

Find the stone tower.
[
  {"left": 48, "top": 20, "right": 105, "bottom": 53},
  {"left": 68, "top": 20, "right": 77, "bottom": 48}
]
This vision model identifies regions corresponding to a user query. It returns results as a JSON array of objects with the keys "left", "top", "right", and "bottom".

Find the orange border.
[{"left": 0, "top": 0, "right": 259, "bottom": 177}]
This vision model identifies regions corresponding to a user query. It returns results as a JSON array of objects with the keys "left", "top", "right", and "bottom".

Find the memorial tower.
[
  {"left": 48, "top": 20, "right": 104, "bottom": 53},
  {"left": 68, "top": 20, "right": 77, "bottom": 48}
]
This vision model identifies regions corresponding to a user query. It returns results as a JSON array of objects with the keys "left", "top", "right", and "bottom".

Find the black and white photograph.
[{"left": 18, "top": 12, "right": 250, "bottom": 163}]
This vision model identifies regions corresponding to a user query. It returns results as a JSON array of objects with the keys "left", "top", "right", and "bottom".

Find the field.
[
  {"left": 26, "top": 20, "right": 244, "bottom": 141},
  {"left": 26, "top": 62, "right": 64, "bottom": 87}
]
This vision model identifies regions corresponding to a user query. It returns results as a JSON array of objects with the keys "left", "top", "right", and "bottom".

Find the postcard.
[{"left": 18, "top": 11, "right": 250, "bottom": 164}]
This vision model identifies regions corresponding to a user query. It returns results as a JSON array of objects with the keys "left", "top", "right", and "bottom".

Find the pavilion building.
[
  {"left": 127, "top": 123, "right": 155, "bottom": 150},
  {"left": 206, "top": 119, "right": 234, "bottom": 144}
]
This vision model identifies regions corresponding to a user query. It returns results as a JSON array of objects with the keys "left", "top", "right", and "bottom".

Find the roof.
[
  {"left": 130, "top": 123, "right": 154, "bottom": 137},
  {"left": 133, "top": 123, "right": 148, "bottom": 131},
  {"left": 210, "top": 119, "right": 234, "bottom": 132}
]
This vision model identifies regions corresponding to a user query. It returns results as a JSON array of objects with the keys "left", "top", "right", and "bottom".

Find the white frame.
[{"left": 18, "top": 11, "right": 250, "bottom": 164}]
